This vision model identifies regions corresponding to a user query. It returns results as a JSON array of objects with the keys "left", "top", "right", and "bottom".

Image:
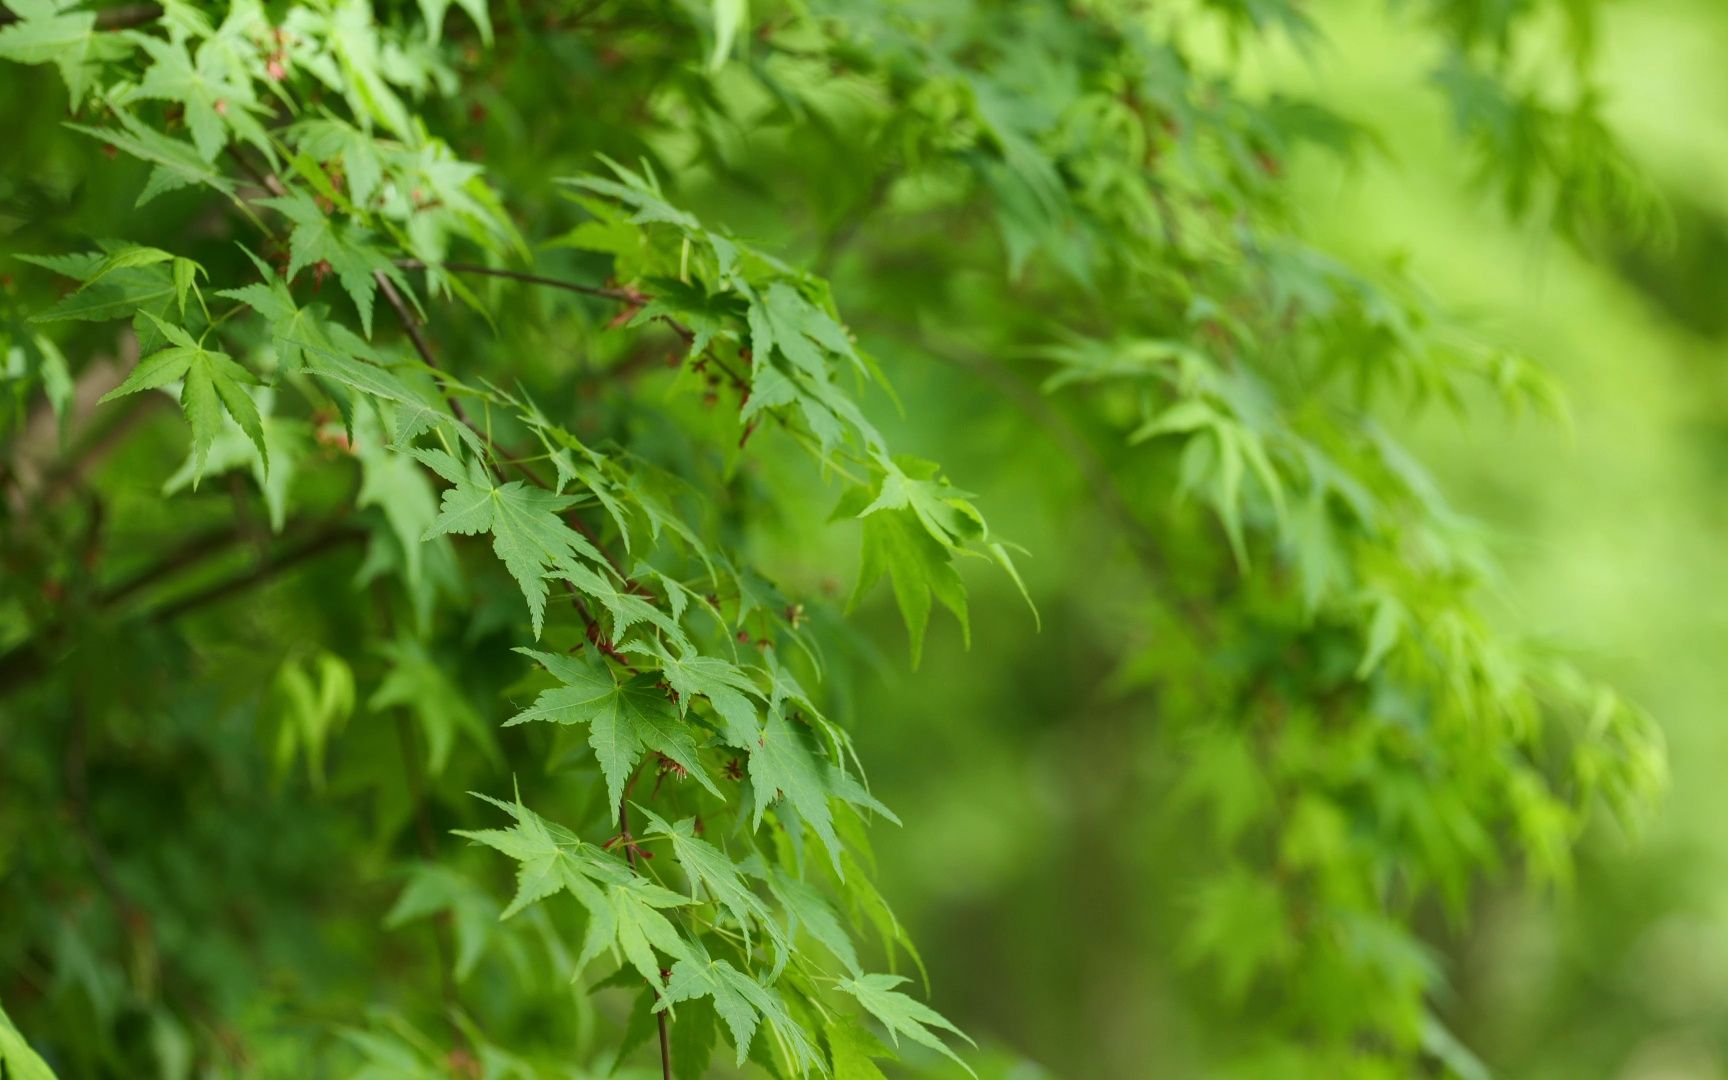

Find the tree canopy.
[{"left": 0, "top": 1, "right": 1671, "bottom": 1077}]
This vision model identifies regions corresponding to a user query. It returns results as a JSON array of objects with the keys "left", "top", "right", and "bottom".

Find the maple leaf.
[
  {"left": 417, "top": 0, "right": 493, "bottom": 44},
  {"left": 559, "top": 563, "right": 690, "bottom": 653},
  {"left": 657, "top": 942, "right": 820, "bottom": 1071},
  {"left": 162, "top": 389, "right": 304, "bottom": 532},
  {"left": 837, "top": 973, "right": 975, "bottom": 1075},
  {"left": 22, "top": 247, "right": 179, "bottom": 325},
  {"left": 629, "top": 641, "right": 763, "bottom": 750},
  {"left": 506, "top": 649, "right": 720, "bottom": 810},
  {"left": 603, "top": 879, "right": 693, "bottom": 988},
  {"left": 0, "top": 994, "right": 55, "bottom": 1080},
  {"left": 638, "top": 806, "right": 779, "bottom": 956},
  {"left": 766, "top": 868, "right": 862, "bottom": 977},
  {"left": 99, "top": 313, "right": 266, "bottom": 484},
  {"left": 70, "top": 111, "right": 236, "bottom": 206},
  {"left": 824, "top": 1017, "right": 891, "bottom": 1080},
  {"left": 851, "top": 506, "right": 967, "bottom": 668},
  {"left": 859, "top": 456, "right": 984, "bottom": 548},
  {"left": 749, "top": 704, "right": 842, "bottom": 869},
  {"left": 261, "top": 191, "right": 407, "bottom": 334},
  {"left": 454, "top": 793, "right": 627, "bottom": 917},
  {"left": 0, "top": 0, "right": 128, "bottom": 102},
  {"left": 132, "top": 33, "right": 265, "bottom": 162},
  {"left": 414, "top": 448, "right": 605, "bottom": 636}
]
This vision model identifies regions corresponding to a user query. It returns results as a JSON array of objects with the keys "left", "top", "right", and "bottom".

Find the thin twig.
[
  {"left": 617, "top": 767, "right": 673, "bottom": 1080},
  {"left": 226, "top": 145, "right": 287, "bottom": 198},
  {"left": 398, "top": 259, "right": 639, "bottom": 303}
]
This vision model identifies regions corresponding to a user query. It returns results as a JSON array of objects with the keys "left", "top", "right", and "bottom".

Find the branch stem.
[{"left": 617, "top": 768, "right": 673, "bottom": 1080}]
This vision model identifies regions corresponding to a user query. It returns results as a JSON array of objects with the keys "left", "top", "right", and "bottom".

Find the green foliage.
[{"left": 0, "top": 0, "right": 1667, "bottom": 1077}]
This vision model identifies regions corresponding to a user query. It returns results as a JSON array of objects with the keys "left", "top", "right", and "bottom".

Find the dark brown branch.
[
  {"left": 398, "top": 259, "right": 639, "bottom": 303},
  {"left": 98, "top": 524, "right": 249, "bottom": 608},
  {"left": 404, "top": 261, "right": 814, "bottom": 460},
  {"left": 616, "top": 767, "right": 673, "bottom": 1080},
  {"left": 0, "top": 522, "right": 364, "bottom": 698},
  {"left": 226, "top": 145, "right": 287, "bottom": 198},
  {"left": 399, "top": 259, "right": 697, "bottom": 346},
  {"left": 146, "top": 524, "right": 365, "bottom": 623},
  {"left": 372, "top": 270, "right": 520, "bottom": 488},
  {"left": 0, "top": 3, "right": 160, "bottom": 29}
]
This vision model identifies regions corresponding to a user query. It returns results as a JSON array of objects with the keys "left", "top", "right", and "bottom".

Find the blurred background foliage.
[
  {"left": 837, "top": 1, "right": 1728, "bottom": 1076},
  {"left": 1, "top": 0, "right": 1722, "bottom": 1077}
]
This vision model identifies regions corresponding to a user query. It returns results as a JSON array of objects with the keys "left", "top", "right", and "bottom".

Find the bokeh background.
[{"left": 815, "top": 1, "right": 1728, "bottom": 1075}]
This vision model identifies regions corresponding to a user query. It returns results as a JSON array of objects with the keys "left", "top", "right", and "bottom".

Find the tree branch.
[
  {"left": 0, "top": 3, "right": 160, "bottom": 29},
  {"left": 0, "top": 522, "right": 365, "bottom": 699},
  {"left": 617, "top": 767, "right": 673, "bottom": 1080},
  {"left": 145, "top": 523, "right": 365, "bottom": 623},
  {"left": 398, "top": 259, "right": 639, "bottom": 303}
]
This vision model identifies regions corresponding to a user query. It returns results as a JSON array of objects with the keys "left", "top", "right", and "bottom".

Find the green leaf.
[
  {"left": 639, "top": 806, "right": 777, "bottom": 955},
  {"left": 658, "top": 943, "right": 819, "bottom": 1072},
  {"left": 825, "top": 1017, "right": 890, "bottom": 1080},
  {"left": 709, "top": 0, "right": 746, "bottom": 70},
  {"left": 370, "top": 638, "right": 496, "bottom": 774},
  {"left": 507, "top": 649, "right": 720, "bottom": 810},
  {"left": 768, "top": 868, "right": 861, "bottom": 976},
  {"left": 262, "top": 192, "right": 404, "bottom": 335},
  {"left": 749, "top": 705, "right": 841, "bottom": 868},
  {"left": 418, "top": 0, "right": 492, "bottom": 44},
  {"left": 99, "top": 315, "right": 265, "bottom": 484},
  {"left": 416, "top": 450, "right": 603, "bottom": 635},
  {"left": 0, "top": 2, "right": 124, "bottom": 101},
  {"left": 132, "top": 34, "right": 256, "bottom": 162},
  {"left": 74, "top": 245, "right": 176, "bottom": 292},
  {"left": 69, "top": 113, "right": 236, "bottom": 205},
  {"left": 837, "top": 974, "right": 974, "bottom": 1075},
  {"left": 454, "top": 792, "right": 633, "bottom": 951},
  {"left": 29, "top": 250, "right": 177, "bottom": 324},
  {"left": 633, "top": 641, "right": 762, "bottom": 750},
  {"left": 859, "top": 457, "right": 984, "bottom": 548},
  {"left": 0, "top": 996, "right": 56, "bottom": 1080},
  {"left": 850, "top": 506, "right": 968, "bottom": 668}
]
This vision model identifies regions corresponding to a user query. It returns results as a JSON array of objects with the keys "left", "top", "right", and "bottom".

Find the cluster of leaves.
[
  {"left": 0, "top": 0, "right": 1664, "bottom": 1078},
  {"left": 1, "top": 2, "right": 1012, "bottom": 1077}
]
